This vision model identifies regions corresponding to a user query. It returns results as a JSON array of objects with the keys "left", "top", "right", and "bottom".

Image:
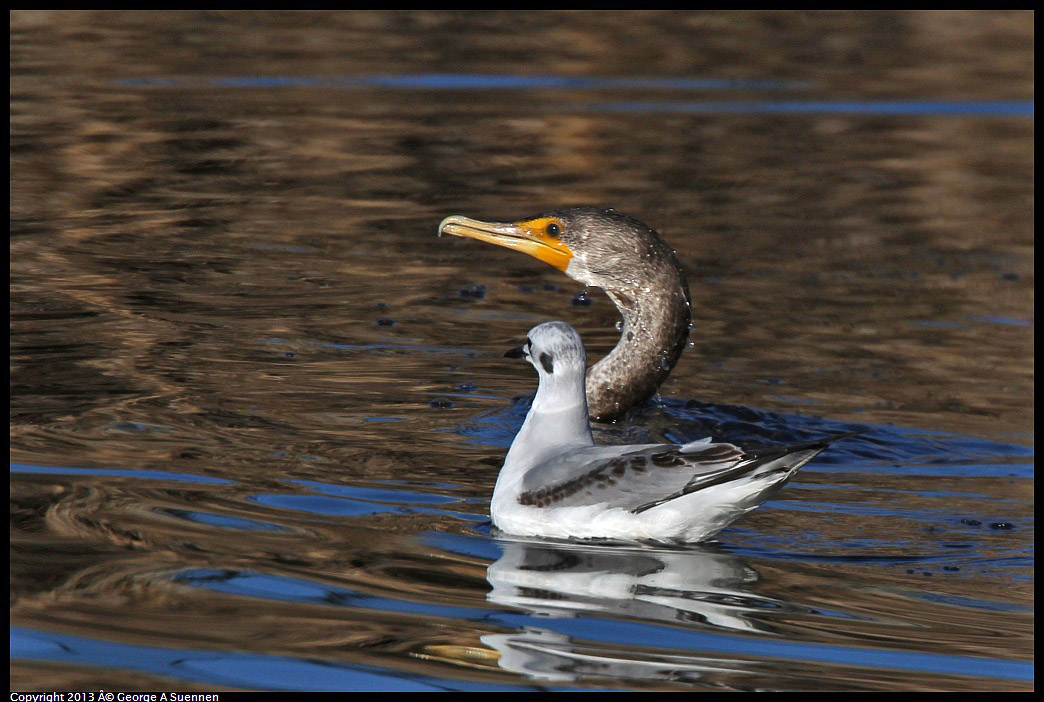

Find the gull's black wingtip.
[
  {"left": 817, "top": 429, "right": 869, "bottom": 446},
  {"left": 745, "top": 429, "right": 868, "bottom": 461}
]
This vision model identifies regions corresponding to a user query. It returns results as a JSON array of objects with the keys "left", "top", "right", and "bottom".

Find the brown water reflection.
[{"left": 10, "top": 10, "right": 1033, "bottom": 692}]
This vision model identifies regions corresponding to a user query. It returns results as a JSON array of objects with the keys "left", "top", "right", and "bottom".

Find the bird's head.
[
  {"left": 439, "top": 206, "right": 675, "bottom": 292},
  {"left": 504, "top": 321, "right": 587, "bottom": 379}
]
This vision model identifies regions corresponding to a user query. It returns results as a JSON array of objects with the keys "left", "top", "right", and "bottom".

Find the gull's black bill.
[{"left": 504, "top": 345, "right": 527, "bottom": 359}]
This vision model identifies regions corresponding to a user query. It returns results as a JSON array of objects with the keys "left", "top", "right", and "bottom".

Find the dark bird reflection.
[{"left": 483, "top": 537, "right": 803, "bottom": 683}]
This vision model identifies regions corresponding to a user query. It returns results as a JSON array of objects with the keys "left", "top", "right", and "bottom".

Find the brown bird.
[{"left": 439, "top": 207, "right": 691, "bottom": 422}]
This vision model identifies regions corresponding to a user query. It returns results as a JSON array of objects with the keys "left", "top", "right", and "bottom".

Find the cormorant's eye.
[{"left": 546, "top": 222, "right": 561, "bottom": 238}]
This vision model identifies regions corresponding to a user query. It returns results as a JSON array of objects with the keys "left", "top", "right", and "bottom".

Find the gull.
[{"left": 493, "top": 321, "right": 858, "bottom": 543}]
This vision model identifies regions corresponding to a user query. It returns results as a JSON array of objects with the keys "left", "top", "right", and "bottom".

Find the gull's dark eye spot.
[
  {"left": 546, "top": 222, "right": 561, "bottom": 238},
  {"left": 539, "top": 352, "right": 554, "bottom": 374}
]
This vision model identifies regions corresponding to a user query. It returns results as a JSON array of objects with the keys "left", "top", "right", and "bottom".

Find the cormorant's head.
[{"left": 439, "top": 206, "right": 676, "bottom": 291}]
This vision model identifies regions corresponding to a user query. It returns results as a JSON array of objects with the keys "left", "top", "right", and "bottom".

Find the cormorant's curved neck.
[{"left": 586, "top": 263, "right": 691, "bottom": 422}]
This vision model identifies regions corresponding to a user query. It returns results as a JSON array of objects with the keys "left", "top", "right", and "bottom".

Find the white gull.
[{"left": 493, "top": 321, "right": 857, "bottom": 543}]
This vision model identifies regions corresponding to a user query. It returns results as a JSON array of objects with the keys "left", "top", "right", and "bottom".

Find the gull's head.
[
  {"left": 504, "top": 321, "right": 587, "bottom": 380},
  {"left": 439, "top": 206, "right": 672, "bottom": 290}
]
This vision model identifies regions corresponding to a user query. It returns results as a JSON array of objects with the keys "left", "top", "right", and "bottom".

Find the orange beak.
[{"left": 438, "top": 215, "right": 574, "bottom": 273}]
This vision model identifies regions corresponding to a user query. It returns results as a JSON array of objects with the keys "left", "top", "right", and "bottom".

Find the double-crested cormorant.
[
  {"left": 439, "top": 207, "right": 690, "bottom": 422},
  {"left": 492, "top": 321, "right": 856, "bottom": 542}
]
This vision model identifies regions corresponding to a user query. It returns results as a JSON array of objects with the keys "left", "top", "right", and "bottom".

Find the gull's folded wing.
[{"left": 515, "top": 433, "right": 859, "bottom": 514}]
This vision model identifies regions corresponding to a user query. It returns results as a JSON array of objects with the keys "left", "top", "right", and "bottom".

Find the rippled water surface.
[{"left": 10, "top": 10, "right": 1033, "bottom": 692}]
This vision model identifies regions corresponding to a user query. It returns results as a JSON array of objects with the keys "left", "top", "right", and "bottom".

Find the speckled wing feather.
[
  {"left": 514, "top": 441, "right": 757, "bottom": 513},
  {"left": 515, "top": 433, "right": 858, "bottom": 514}
]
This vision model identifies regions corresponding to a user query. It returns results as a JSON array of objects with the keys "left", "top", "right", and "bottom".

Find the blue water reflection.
[
  {"left": 10, "top": 627, "right": 524, "bottom": 692},
  {"left": 114, "top": 74, "right": 1033, "bottom": 117},
  {"left": 117, "top": 73, "right": 814, "bottom": 91},
  {"left": 9, "top": 463, "right": 235, "bottom": 485}
]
